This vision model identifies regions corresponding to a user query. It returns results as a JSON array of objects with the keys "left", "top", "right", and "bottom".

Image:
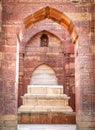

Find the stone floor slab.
[{"left": 18, "top": 124, "right": 76, "bottom": 130}]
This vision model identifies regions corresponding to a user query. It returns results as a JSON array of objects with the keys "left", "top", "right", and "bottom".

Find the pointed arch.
[
  {"left": 22, "top": 6, "right": 78, "bottom": 43},
  {"left": 26, "top": 29, "right": 63, "bottom": 45},
  {"left": 30, "top": 63, "right": 58, "bottom": 85}
]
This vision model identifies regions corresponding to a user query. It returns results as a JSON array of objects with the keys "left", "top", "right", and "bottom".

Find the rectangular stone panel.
[{"left": 27, "top": 85, "right": 63, "bottom": 94}]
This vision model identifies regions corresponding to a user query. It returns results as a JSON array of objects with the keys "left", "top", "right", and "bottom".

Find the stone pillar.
[
  {"left": 18, "top": 45, "right": 25, "bottom": 107},
  {"left": 75, "top": 43, "right": 95, "bottom": 130},
  {"left": 0, "top": 3, "right": 19, "bottom": 130},
  {"left": 75, "top": 3, "right": 95, "bottom": 130},
  {"left": 65, "top": 53, "right": 75, "bottom": 111},
  {"left": 0, "top": 34, "right": 18, "bottom": 130}
]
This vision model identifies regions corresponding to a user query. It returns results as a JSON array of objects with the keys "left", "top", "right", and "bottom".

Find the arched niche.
[
  {"left": 30, "top": 64, "right": 58, "bottom": 85},
  {"left": 18, "top": 6, "right": 77, "bottom": 110}
]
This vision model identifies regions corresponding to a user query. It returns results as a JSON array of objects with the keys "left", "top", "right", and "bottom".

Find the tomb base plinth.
[{"left": 18, "top": 85, "right": 75, "bottom": 124}]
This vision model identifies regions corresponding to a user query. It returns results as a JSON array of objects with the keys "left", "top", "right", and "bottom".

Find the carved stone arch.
[{"left": 18, "top": 6, "right": 78, "bottom": 44}]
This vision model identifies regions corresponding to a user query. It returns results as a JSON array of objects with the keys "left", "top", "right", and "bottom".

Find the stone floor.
[{"left": 18, "top": 124, "right": 76, "bottom": 130}]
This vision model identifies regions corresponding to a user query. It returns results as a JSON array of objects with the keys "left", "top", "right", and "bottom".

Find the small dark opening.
[{"left": 40, "top": 34, "right": 49, "bottom": 47}]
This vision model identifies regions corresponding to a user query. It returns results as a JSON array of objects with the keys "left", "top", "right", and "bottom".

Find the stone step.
[
  {"left": 23, "top": 94, "right": 69, "bottom": 99},
  {"left": 17, "top": 124, "right": 76, "bottom": 130},
  {"left": 18, "top": 106, "right": 73, "bottom": 113},
  {"left": 21, "top": 94, "right": 70, "bottom": 107}
]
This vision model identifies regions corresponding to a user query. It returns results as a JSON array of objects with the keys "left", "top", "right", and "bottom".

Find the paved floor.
[{"left": 18, "top": 124, "right": 76, "bottom": 130}]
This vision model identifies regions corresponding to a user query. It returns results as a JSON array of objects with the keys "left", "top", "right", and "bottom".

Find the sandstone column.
[
  {"left": 75, "top": 3, "right": 95, "bottom": 130},
  {"left": 0, "top": 1, "right": 19, "bottom": 130}
]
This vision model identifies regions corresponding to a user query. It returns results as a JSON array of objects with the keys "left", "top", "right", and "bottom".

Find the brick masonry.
[{"left": 0, "top": 0, "right": 95, "bottom": 130}]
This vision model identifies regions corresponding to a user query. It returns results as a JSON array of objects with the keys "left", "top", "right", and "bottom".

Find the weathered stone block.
[{"left": 18, "top": 112, "right": 76, "bottom": 124}]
